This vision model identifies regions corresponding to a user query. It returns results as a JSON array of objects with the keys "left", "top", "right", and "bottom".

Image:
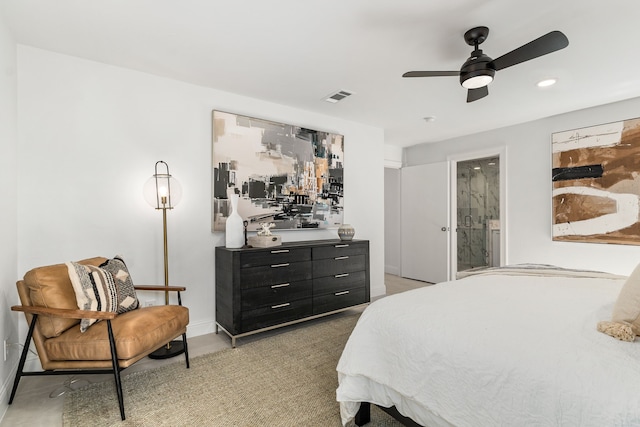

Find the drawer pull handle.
[
  {"left": 335, "top": 244, "right": 349, "bottom": 248},
  {"left": 335, "top": 273, "right": 350, "bottom": 278},
  {"left": 271, "top": 303, "right": 290, "bottom": 309},
  {"left": 270, "top": 249, "right": 289, "bottom": 254},
  {"left": 335, "top": 256, "right": 349, "bottom": 260},
  {"left": 271, "top": 283, "right": 290, "bottom": 289},
  {"left": 335, "top": 291, "right": 350, "bottom": 296},
  {"left": 271, "top": 263, "right": 290, "bottom": 268}
]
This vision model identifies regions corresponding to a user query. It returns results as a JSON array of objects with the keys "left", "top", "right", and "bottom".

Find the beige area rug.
[{"left": 63, "top": 314, "right": 404, "bottom": 426}]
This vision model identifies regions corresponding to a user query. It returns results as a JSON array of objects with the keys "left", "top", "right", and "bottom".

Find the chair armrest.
[
  {"left": 11, "top": 305, "right": 117, "bottom": 320},
  {"left": 134, "top": 285, "right": 186, "bottom": 292}
]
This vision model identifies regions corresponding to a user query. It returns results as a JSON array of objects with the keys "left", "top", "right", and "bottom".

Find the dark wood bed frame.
[{"left": 355, "top": 402, "right": 423, "bottom": 427}]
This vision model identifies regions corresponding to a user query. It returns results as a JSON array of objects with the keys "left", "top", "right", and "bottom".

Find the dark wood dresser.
[{"left": 215, "top": 239, "right": 370, "bottom": 346}]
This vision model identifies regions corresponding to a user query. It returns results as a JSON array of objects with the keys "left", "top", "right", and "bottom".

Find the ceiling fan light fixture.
[
  {"left": 402, "top": 26, "right": 568, "bottom": 102},
  {"left": 462, "top": 73, "right": 494, "bottom": 89}
]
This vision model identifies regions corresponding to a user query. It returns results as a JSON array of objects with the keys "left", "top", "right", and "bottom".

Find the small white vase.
[
  {"left": 338, "top": 224, "right": 355, "bottom": 241},
  {"left": 225, "top": 194, "right": 244, "bottom": 248}
]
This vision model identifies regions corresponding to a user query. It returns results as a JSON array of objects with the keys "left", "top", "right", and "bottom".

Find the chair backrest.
[{"left": 19, "top": 257, "right": 107, "bottom": 338}]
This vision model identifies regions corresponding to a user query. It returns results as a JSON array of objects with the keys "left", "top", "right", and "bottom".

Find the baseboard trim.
[
  {"left": 384, "top": 265, "right": 400, "bottom": 276},
  {"left": 187, "top": 319, "right": 216, "bottom": 338},
  {"left": 0, "top": 358, "right": 18, "bottom": 423}
]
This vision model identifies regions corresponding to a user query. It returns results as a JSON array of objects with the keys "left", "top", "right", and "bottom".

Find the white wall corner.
[
  {"left": 384, "top": 144, "right": 403, "bottom": 169},
  {"left": 384, "top": 159, "right": 402, "bottom": 169}
]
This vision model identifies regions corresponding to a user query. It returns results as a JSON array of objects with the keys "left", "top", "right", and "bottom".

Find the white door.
[{"left": 401, "top": 162, "right": 450, "bottom": 283}]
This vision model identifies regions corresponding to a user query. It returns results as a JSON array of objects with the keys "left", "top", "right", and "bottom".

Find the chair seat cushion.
[{"left": 44, "top": 305, "right": 188, "bottom": 361}]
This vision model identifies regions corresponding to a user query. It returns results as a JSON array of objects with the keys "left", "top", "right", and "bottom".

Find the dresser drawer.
[
  {"left": 242, "top": 298, "right": 313, "bottom": 332},
  {"left": 312, "top": 287, "right": 367, "bottom": 315},
  {"left": 241, "top": 280, "right": 312, "bottom": 311},
  {"left": 216, "top": 240, "right": 369, "bottom": 346},
  {"left": 240, "top": 247, "right": 311, "bottom": 268},
  {"left": 313, "top": 271, "right": 366, "bottom": 295},
  {"left": 312, "top": 254, "right": 366, "bottom": 277},
  {"left": 240, "top": 261, "right": 312, "bottom": 288},
  {"left": 313, "top": 242, "right": 368, "bottom": 260}
]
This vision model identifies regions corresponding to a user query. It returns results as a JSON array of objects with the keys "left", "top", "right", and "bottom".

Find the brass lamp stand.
[{"left": 144, "top": 160, "right": 185, "bottom": 359}]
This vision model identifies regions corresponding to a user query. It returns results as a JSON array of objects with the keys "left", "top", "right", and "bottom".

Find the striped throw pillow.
[{"left": 66, "top": 256, "right": 140, "bottom": 332}]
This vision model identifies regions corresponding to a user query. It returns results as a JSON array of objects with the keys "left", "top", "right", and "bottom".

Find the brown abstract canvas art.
[
  {"left": 552, "top": 118, "right": 640, "bottom": 245},
  {"left": 211, "top": 110, "right": 344, "bottom": 232}
]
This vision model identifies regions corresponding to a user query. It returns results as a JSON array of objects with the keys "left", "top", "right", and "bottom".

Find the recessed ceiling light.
[{"left": 537, "top": 78, "right": 557, "bottom": 88}]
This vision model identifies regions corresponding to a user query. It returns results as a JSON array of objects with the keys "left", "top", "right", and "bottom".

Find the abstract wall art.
[
  {"left": 552, "top": 117, "right": 640, "bottom": 245},
  {"left": 211, "top": 110, "right": 344, "bottom": 232}
]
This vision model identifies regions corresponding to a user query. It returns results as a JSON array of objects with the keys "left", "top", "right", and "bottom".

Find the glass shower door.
[{"left": 456, "top": 157, "right": 499, "bottom": 273}]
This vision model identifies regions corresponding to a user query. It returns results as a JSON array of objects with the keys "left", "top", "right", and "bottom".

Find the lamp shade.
[{"left": 143, "top": 161, "right": 182, "bottom": 209}]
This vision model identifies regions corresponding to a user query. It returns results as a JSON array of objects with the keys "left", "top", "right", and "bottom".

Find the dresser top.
[{"left": 216, "top": 239, "right": 368, "bottom": 252}]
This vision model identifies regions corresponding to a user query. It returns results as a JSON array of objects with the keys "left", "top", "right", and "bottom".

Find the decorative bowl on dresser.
[{"left": 215, "top": 239, "right": 370, "bottom": 347}]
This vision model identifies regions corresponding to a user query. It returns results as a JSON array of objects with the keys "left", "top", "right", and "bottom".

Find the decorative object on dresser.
[
  {"left": 338, "top": 223, "right": 355, "bottom": 241},
  {"left": 211, "top": 110, "right": 345, "bottom": 232},
  {"left": 225, "top": 193, "right": 244, "bottom": 248},
  {"left": 247, "top": 221, "right": 282, "bottom": 248},
  {"left": 215, "top": 239, "right": 370, "bottom": 347},
  {"left": 142, "top": 160, "right": 186, "bottom": 359}
]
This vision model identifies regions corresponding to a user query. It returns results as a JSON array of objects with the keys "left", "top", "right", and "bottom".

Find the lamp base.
[{"left": 148, "top": 340, "right": 185, "bottom": 359}]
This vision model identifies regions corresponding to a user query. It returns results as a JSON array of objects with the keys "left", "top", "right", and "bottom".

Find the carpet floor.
[{"left": 63, "top": 314, "right": 404, "bottom": 426}]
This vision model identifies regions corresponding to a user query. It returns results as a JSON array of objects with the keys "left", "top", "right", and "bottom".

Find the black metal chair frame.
[{"left": 8, "top": 289, "right": 190, "bottom": 421}]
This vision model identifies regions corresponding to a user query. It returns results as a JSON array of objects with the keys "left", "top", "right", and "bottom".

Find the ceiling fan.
[{"left": 402, "top": 26, "right": 569, "bottom": 102}]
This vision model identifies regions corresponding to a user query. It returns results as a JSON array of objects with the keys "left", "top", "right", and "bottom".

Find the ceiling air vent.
[{"left": 324, "top": 90, "right": 354, "bottom": 104}]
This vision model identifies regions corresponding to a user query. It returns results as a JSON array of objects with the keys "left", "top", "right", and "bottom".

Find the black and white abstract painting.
[{"left": 212, "top": 110, "right": 344, "bottom": 232}]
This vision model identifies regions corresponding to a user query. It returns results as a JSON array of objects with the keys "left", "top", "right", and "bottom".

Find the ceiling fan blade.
[
  {"left": 490, "top": 31, "right": 569, "bottom": 71},
  {"left": 402, "top": 71, "right": 459, "bottom": 78},
  {"left": 467, "top": 86, "right": 488, "bottom": 103}
]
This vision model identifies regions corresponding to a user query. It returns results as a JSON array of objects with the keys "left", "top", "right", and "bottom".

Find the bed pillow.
[
  {"left": 597, "top": 263, "right": 640, "bottom": 342},
  {"left": 612, "top": 263, "right": 640, "bottom": 335},
  {"left": 66, "top": 256, "right": 140, "bottom": 332}
]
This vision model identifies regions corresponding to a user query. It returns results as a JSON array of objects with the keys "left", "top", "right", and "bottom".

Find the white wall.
[
  {"left": 15, "top": 46, "right": 385, "bottom": 344},
  {"left": 384, "top": 144, "right": 403, "bottom": 168},
  {"left": 384, "top": 168, "right": 401, "bottom": 275},
  {"left": 0, "top": 6, "right": 18, "bottom": 420},
  {"left": 405, "top": 97, "right": 640, "bottom": 276}
]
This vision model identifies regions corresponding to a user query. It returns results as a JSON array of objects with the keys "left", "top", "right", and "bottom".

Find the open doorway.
[
  {"left": 449, "top": 147, "right": 506, "bottom": 277},
  {"left": 456, "top": 157, "right": 500, "bottom": 272}
]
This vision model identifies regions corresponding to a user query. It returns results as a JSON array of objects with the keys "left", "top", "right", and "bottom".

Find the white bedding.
[{"left": 336, "top": 268, "right": 640, "bottom": 426}]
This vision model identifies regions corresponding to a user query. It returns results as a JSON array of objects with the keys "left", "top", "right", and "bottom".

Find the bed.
[{"left": 336, "top": 265, "right": 640, "bottom": 426}]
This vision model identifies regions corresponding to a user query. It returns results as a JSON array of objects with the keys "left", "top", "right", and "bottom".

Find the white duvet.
[{"left": 336, "top": 269, "right": 640, "bottom": 426}]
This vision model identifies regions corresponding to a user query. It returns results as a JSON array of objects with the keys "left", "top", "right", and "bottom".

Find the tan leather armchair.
[{"left": 8, "top": 257, "right": 190, "bottom": 420}]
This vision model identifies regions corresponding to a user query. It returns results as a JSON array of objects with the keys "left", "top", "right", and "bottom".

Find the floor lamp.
[{"left": 143, "top": 160, "right": 185, "bottom": 359}]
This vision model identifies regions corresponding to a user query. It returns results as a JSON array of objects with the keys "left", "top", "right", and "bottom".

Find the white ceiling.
[{"left": 4, "top": 0, "right": 640, "bottom": 148}]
